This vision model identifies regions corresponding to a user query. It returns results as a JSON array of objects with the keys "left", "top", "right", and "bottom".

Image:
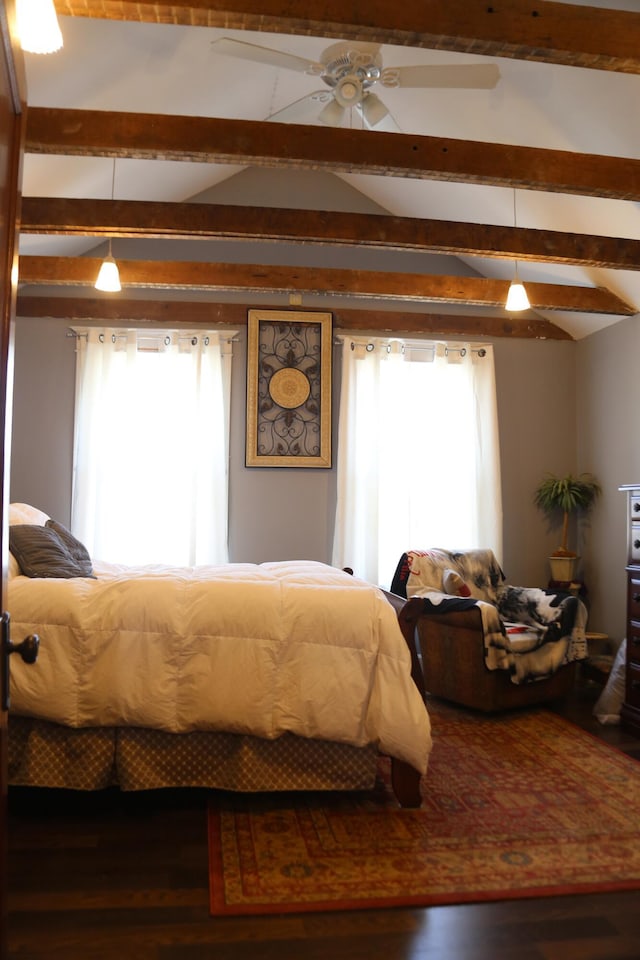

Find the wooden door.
[{"left": 0, "top": 3, "right": 25, "bottom": 957}]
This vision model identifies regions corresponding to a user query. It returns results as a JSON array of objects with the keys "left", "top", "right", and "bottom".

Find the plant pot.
[{"left": 548, "top": 555, "right": 579, "bottom": 582}]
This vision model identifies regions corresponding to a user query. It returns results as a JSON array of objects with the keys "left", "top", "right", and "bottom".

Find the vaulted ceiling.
[{"left": 16, "top": 0, "right": 640, "bottom": 340}]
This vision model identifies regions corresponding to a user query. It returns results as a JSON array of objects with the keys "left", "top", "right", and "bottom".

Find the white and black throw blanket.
[{"left": 392, "top": 549, "right": 587, "bottom": 685}]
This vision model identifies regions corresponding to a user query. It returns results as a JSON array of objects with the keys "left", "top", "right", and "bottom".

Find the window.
[
  {"left": 71, "top": 328, "right": 235, "bottom": 566},
  {"left": 331, "top": 337, "right": 502, "bottom": 587}
]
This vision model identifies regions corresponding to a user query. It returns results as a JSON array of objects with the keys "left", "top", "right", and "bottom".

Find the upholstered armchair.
[{"left": 390, "top": 549, "right": 587, "bottom": 712}]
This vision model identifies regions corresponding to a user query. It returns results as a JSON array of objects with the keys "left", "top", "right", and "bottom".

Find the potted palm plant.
[{"left": 533, "top": 472, "right": 602, "bottom": 581}]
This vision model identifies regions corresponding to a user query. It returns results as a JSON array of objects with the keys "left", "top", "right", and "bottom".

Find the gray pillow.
[{"left": 9, "top": 521, "right": 95, "bottom": 579}]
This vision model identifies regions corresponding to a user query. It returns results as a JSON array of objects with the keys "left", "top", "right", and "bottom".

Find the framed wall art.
[{"left": 246, "top": 309, "right": 332, "bottom": 468}]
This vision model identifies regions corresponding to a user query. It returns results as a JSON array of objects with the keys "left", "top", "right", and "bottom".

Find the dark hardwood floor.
[{"left": 6, "top": 675, "right": 640, "bottom": 960}]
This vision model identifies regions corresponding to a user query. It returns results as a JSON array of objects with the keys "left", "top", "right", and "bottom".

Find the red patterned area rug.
[{"left": 208, "top": 703, "right": 640, "bottom": 915}]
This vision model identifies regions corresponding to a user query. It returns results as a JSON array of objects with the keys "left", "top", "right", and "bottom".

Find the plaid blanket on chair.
[{"left": 391, "top": 549, "right": 587, "bottom": 685}]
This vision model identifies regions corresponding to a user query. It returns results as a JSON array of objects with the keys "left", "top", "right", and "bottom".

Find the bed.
[{"left": 6, "top": 504, "right": 432, "bottom": 806}]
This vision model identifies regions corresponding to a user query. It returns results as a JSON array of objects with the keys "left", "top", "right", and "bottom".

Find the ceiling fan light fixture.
[
  {"left": 17, "top": 0, "right": 63, "bottom": 53},
  {"left": 318, "top": 98, "right": 346, "bottom": 126},
  {"left": 360, "top": 92, "right": 389, "bottom": 127},
  {"left": 333, "top": 74, "right": 363, "bottom": 108},
  {"left": 338, "top": 80, "right": 358, "bottom": 103},
  {"left": 95, "top": 253, "right": 121, "bottom": 293},
  {"left": 505, "top": 278, "right": 530, "bottom": 312}
]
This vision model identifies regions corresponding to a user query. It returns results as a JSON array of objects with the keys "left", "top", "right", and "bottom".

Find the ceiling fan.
[{"left": 211, "top": 38, "right": 500, "bottom": 130}]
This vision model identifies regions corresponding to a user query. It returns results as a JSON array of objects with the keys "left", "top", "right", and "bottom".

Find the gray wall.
[
  {"left": 576, "top": 315, "right": 640, "bottom": 642},
  {"left": 10, "top": 317, "right": 76, "bottom": 525},
  {"left": 10, "top": 315, "right": 579, "bottom": 596}
]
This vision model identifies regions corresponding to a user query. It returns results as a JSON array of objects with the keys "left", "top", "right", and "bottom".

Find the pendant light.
[
  {"left": 95, "top": 159, "right": 121, "bottom": 293},
  {"left": 505, "top": 188, "right": 530, "bottom": 312},
  {"left": 16, "top": 0, "right": 63, "bottom": 54}
]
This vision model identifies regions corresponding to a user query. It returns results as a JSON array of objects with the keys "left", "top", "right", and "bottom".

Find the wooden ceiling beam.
[
  {"left": 18, "top": 256, "right": 634, "bottom": 315},
  {"left": 54, "top": 0, "right": 640, "bottom": 75},
  {"left": 21, "top": 197, "right": 640, "bottom": 272},
  {"left": 15, "top": 295, "right": 572, "bottom": 341},
  {"left": 25, "top": 109, "right": 640, "bottom": 202}
]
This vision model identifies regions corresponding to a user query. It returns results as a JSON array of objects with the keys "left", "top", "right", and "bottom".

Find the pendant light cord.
[{"left": 512, "top": 188, "right": 519, "bottom": 276}]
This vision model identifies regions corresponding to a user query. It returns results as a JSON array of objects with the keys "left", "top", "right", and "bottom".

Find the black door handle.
[{"left": 2, "top": 611, "right": 39, "bottom": 711}]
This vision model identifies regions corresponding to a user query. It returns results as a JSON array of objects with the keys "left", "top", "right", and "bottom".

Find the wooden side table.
[
  {"left": 548, "top": 579, "right": 587, "bottom": 601},
  {"left": 581, "top": 632, "right": 613, "bottom": 686}
]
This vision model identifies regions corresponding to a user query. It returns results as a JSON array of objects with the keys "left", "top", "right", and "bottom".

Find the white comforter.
[{"left": 8, "top": 560, "right": 432, "bottom": 774}]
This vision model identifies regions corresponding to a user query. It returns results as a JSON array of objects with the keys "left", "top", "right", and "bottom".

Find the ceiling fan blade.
[
  {"left": 381, "top": 63, "right": 500, "bottom": 90},
  {"left": 266, "top": 91, "right": 331, "bottom": 124},
  {"left": 211, "top": 37, "right": 323, "bottom": 75}
]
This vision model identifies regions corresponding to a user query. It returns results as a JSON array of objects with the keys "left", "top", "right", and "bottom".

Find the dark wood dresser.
[{"left": 619, "top": 484, "right": 640, "bottom": 736}]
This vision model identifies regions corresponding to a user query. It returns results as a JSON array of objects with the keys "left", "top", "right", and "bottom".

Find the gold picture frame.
[{"left": 246, "top": 309, "right": 332, "bottom": 468}]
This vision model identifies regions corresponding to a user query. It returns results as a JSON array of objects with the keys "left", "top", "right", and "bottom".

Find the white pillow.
[
  {"left": 9, "top": 503, "right": 50, "bottom": 526},
  {"left": 8, "top": 503, "right": 51, "bottom": 578}
]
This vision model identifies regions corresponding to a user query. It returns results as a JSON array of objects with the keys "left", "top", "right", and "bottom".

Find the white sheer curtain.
[
  {"left": 71, "top": 328, "right": 235, "bottom": 566},
  {"left": 332, "top": 337, "right": 502, "bottom": 587}
]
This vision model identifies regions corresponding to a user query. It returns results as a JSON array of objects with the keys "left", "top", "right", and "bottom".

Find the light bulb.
[
  {"left": 95, "top": 256, "right": 121, "bottom": 293},
  {"left": 318, "top": 99, "right": 346, "bottom": 126},
  {"left": 360, "top": 93, "right": 389, "bottom": 127},
  {"left": 17, "top": 0, "right": 63, "bottom": 54},
  {"left": 505, "top": 280, "right": 530, "bottom": 312}
]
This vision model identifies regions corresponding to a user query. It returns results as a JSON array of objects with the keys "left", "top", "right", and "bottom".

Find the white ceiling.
[{"left": 19, "top": 4, "right": 640, "bottom": 339}]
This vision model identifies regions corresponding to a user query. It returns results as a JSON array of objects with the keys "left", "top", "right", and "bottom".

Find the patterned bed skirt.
[{"left": 8, "top": 716, "right": 378, "bottom": 793}]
